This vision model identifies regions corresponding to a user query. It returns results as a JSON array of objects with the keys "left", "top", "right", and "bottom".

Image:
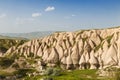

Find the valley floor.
[{"left": 24, "top": 69, "right": 116, "bottom": 80}]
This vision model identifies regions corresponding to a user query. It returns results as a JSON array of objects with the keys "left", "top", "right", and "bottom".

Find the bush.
[
  {"left": 52, "top": 68, "right": 61, "bottom": 76},
  {"left": 44, "top": 68, "right": 53, "bottom": 76},
  {"left": 0, "top": 57, "right": 14, "bottom": 68},
  {"left": 0, "top": 75, "right": 6, "bottom": 79},
  {"left": 14, "top": 69, "right": 36, "bottom": 78},
  {"left": 44, "top": 67, "right": 61, "bottom": 76}
]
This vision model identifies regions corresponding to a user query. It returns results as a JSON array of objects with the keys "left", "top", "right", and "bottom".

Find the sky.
[{"left": 0, "top": 0, "right": 120, "bottom": 33}]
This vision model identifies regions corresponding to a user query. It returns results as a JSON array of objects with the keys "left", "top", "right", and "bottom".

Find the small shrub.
[
  {"left": 0, "top": 57, "right": 14, "bottom": 68},
  {"left": 0, "top": 75, "right": 6, "bottom": 79},
  {"left": 44, "top": 67, "right": 61, "bottom": 76},
  {"left": 52, "top": 68, "right": 61, "bottom": 76},
  {"left": 0, "top": 46, "right": 7, "bottom": 53},
  {"left": 44, "top": 68, "right": 53, "bottom": 76},
  {"left": 14, "top": 68, "right": 36, "bottom": 78}
]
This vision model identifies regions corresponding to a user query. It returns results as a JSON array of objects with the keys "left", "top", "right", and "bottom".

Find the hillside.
[
  {"left": 0, "top": 35, "right": 27, "bottom": 40},
  {"left": 0, "top": 36, "right": 28, "bottom": 56},
  {"left": 4, "top": 26, "right": 120, "bottom": 70},
  {"left": 1, "top": 31, "right": 55, "bottom": 39},
  {"left": 0, "top": 26, "right": 120, "bottom": 79}
]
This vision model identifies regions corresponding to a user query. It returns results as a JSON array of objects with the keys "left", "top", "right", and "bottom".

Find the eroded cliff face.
[{"left": 5, "top": 27, "right": 120, "bottom": 69}]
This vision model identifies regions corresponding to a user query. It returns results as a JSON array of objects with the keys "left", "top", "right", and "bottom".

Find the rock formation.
[{"left": 4, "top": 26, "right": 120, "bottom": 69}]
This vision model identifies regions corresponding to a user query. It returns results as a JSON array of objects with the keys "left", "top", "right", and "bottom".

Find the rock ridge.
[{"left": 5, "top": 27, "right": 120, "bottom": 69}]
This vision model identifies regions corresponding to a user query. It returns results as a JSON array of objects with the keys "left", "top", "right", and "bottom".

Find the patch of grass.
[
  {"left": 53, "top": 69, "right": 98, "bottom": 80},
  {"left": 23, "top": 69, "right": 120, "bottom": 80},
  {"left": 26, "top": 58, "right": 36, "bottom": 65},
  {"left": 105, "top": 35, "right": 113, "bottom": 44},
  {"left": 0, "top": 70, "right": 14, "bottom": 76},
  {"left": 94, "top": 42, "right": 103, "bottom": 52},
  {"left": 24, "top": 69, "right": 99, "bottom": 80},
  {"left": 24, "top": 75, "right": 43, "bottom": 80},
  {"left": 82, "top": 37, "right": 88, "bottom": 44}
]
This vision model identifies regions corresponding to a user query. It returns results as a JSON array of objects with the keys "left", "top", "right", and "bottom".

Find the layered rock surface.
[{"left": 5, "top": 27, "right": 120, "bottom": 69}]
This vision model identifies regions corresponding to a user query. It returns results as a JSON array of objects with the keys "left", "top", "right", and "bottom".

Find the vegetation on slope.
[
  {"left": 24, "top": 68, "right": 120, "bottom": 80},
  {"left": 0, "top": 39, "right": 28, "bottom": 53}
]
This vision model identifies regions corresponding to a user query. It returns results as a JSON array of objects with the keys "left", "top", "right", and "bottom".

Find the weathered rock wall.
[{"left": 5, "top": 27, "right": 120, "bottom": 69}]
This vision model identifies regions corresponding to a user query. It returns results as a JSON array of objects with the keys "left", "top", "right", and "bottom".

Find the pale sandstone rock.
[
  {"left": 47, "top": 47, "right": 59, "bottom": 64},
  {"left": 37, "top": 46, "right": 43, "bottom": 57},
  {"left": 71, "top": 44, "right": 79, "bottom": 68},
  {"left": 101, "top": 40, "right": 109, "bottom": 61},
  {"left": 84, "top": 41, "right": 91, "bottom": 52},
  {"left": 85, "top": 51, "right": 90, "bottom": 63},
  {"left": 78, "top": 39, "right": 84, "bottom": 56},
  {"left": 4, "top": 26, "right": 120, "bottom": 70},
  {"left": 42, "top": 49, "right": 49, "bottom": 62},
  {"left": 88, "top": 39, "right": 95, "bottom": 49},
  {"left": 64, "top": 49, "right": 68, "bottom": 57},
  {"left": 55, "top": 45, "right": 64, "bottom": 60},
  {"left": 61, "top": 56, "right": 66, "bottom": 64},
  {"left": 89, "top": 51, "right": 98, "bottom": 69},
  {"left": 117, "top": 37, "right": 120, "bottom": 67},
  {"left": 79, "top": 54, "right": 86, "bottom": 69},
  {"left": 66, "top": 53, "right": 73, "bottom": 69},
  {"left": 6, "top": 46, "right": 16, "bottom": 54},
  {"left": 103, "top": 44, "right": 118, "bottom": 68},
  {"left": 65, "top": 38, "right": 71, "bottom": 49},
  {"left": 90, "top": 32, "right": 101, "bottom": 45}
]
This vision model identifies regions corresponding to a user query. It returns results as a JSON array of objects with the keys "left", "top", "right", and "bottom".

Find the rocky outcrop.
[{"left": 4, "top": 26, "right": 120, "bottom": 69}]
